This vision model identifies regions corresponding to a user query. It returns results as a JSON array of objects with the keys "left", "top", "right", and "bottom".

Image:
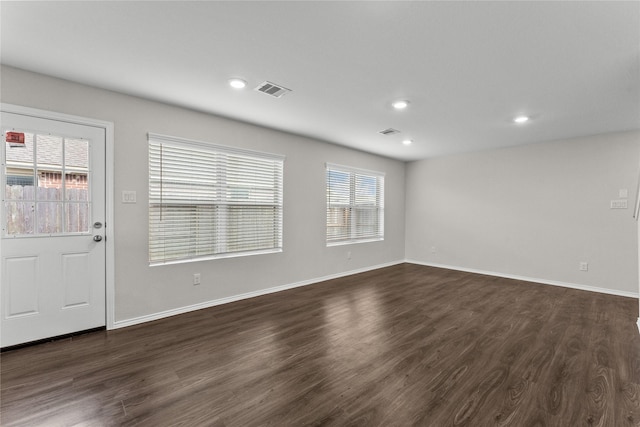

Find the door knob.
[{"left": 93, "top": 235, "right": 103, "bottom": 242}]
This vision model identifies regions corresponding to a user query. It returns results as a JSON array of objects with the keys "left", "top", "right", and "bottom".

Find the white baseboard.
[
  {"left": 406, "top": 259, "right": 640, "bottom": 299},
  {"left": 113, "top": 259, "right": 638, "bottom": 330},
  {"left": 112, "top": 260, "right": 404, "bottom": 329}
]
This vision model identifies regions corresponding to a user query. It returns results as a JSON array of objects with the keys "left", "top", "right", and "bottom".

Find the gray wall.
[
  {"left": 406, "top": 131, "right": 640, "bottom": 295},
  {"left": 2, "top": 65, "right": 638, "bottom": 326},
  {"left": 1, "top": 65, "right": 406, "bottom": 323}
]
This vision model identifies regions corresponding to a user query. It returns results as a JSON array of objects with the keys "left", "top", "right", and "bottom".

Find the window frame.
[
  {"left": 326, "top": 162, "right": 385, "bottom": 246},
  {"left": 148, "top": 133, "right": 284, "bottom": 266}
]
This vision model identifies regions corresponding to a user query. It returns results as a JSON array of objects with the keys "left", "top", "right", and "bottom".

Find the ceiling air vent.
[
  {"left": 378, "top": 128, "right": 400, "bottom": 136},
  {"left": 255, "top": 81, "right": 291, "bottom": 98}
]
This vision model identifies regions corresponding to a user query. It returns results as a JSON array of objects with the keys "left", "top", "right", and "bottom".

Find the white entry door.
[{"left": 1, "top": 112, "right": 106, "bottom": 348}]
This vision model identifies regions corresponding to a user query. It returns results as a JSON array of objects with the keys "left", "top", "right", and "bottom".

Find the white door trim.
[{"left": 1, "top": 103, "right": 116, "bottom": 330}]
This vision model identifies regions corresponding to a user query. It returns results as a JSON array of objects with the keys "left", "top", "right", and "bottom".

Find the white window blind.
[
  {"left": 326, "top": 163, "right": 384, "bottom": 245},
  {"left": 149, "top": 133, "right": 284, "bottom": 265}
]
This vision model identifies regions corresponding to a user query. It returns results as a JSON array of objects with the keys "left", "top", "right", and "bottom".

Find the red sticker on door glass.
[{"left": 6, "top": 131, "right": 25, "bottom": 147}]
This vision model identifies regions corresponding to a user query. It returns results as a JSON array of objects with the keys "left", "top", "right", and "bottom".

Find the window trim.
[
  {"left": 148, "top": 133, "right": 285, "bottom": 266},
  {"left": 326, "top": 162, "right": 385, "bottom": 246}
]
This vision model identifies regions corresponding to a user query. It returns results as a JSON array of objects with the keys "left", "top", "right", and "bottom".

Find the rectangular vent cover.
[
  {"left": 378, "top": 128, "right": 400, "bottom": 135},
  {"left": 255, "top": 81, "right": 291, "bottom": 98}
]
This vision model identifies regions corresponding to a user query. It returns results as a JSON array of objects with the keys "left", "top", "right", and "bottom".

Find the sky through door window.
[
  {"left": 326, "top": 163, "right": 384, "bottom": 245},
  {"left": 148, "top": 133, "right": 284, "bottom": 265}
]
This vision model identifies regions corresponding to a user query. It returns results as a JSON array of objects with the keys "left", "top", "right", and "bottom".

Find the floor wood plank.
[{"left": 2, "top": 264, "right": 639, "bottom": 426}]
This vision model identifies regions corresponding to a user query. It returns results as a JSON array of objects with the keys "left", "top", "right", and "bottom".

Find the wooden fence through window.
[{"left": 4, "top": 185, "right": 90, "bottom": 235}]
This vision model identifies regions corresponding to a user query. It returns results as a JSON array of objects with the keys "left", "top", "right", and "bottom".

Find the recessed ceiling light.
[
  {"left": 392, "top": 100, "right": 410, "bottom": 110},
  {"left": 228, "top": 78, "right": 247, "bottom": 89},
  {"left": 402, "top": 139, "right": 413, "bottom": 145},
  {"left": 513, "top": 115, "right": 529, "bottom": 124}
]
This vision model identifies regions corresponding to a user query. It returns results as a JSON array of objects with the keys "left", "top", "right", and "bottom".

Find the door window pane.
[
  {"left": 36, "top": 202, "right": 62, "bottom": 234},
  {"left": 5, "top": 132, "right": 35, "bottom": 167},
  {"left": 37, "top": 177, "right": 63, "bottom": 201},
  {"left": 4, "top": 130, "right": 92, "bottom": 236},
  {"left": 4, "top": 202, "right": 35, "bottom": 235},
  {"left": 64, "top": 138, "right": 88, "bottom": 169},
  {"left": 64, "top": 139, "right": 89, "bottom": 204},
  {"left": 65, "top": 203, "right": 90, "bottom": 233},
  {"left": 36, "top": 134, "right": 62, "bottom": 168},
  {"left": 65, "top": 174, "right": 89, "bottom": 201}
]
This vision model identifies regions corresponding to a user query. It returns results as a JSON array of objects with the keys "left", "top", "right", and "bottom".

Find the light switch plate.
[
  {"left": 619, "top": 189, "right": 629, "bottom": 198},
  {"left": 122, "top": 191, "right": 137, "bottom": 203}
]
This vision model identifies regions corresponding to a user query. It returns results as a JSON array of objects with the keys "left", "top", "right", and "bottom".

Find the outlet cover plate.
[{"left": 610, "top": 200, "right": 628, "bottom": 209}]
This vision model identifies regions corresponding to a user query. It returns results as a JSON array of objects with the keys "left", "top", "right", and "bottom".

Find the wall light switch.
[
  {"left": 122, "top": 191, "right": 137, "bottom": 204},
  {"left": 619, "top": 189, "right": 629, "bottom": 198}
]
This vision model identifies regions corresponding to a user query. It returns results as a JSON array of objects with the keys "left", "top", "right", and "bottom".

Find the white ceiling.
[{"left": 1, "top": 1, "right": 639, "bottom": 161}]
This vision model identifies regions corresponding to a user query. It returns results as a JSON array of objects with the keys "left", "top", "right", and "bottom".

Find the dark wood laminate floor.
[{"left": 2, "top": 263, "right": 640, "bottom": 426}]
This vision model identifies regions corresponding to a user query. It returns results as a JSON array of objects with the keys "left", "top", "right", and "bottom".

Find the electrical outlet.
[
  {"left": 430, "top": 246, "right": 437, "bottom": 253},
  {"left": 579, "top": 262, "right": 588, "bottom": 272},
  {"left": 610, "top": 200, "right": 628, "bottom": 209},
  {"left": 193, "top": 273, "right": 201, "bottom": 285}
]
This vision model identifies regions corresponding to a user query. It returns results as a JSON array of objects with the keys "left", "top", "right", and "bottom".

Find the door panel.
[
  {"left": 5, "top": 256, "right": 39, "bottom": 317},
  {"left": 62, "top": 252, "right": 91, "bottom": 308},
  {"left": 1, "top": 112, "right": 106, "bottom": 347}
]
